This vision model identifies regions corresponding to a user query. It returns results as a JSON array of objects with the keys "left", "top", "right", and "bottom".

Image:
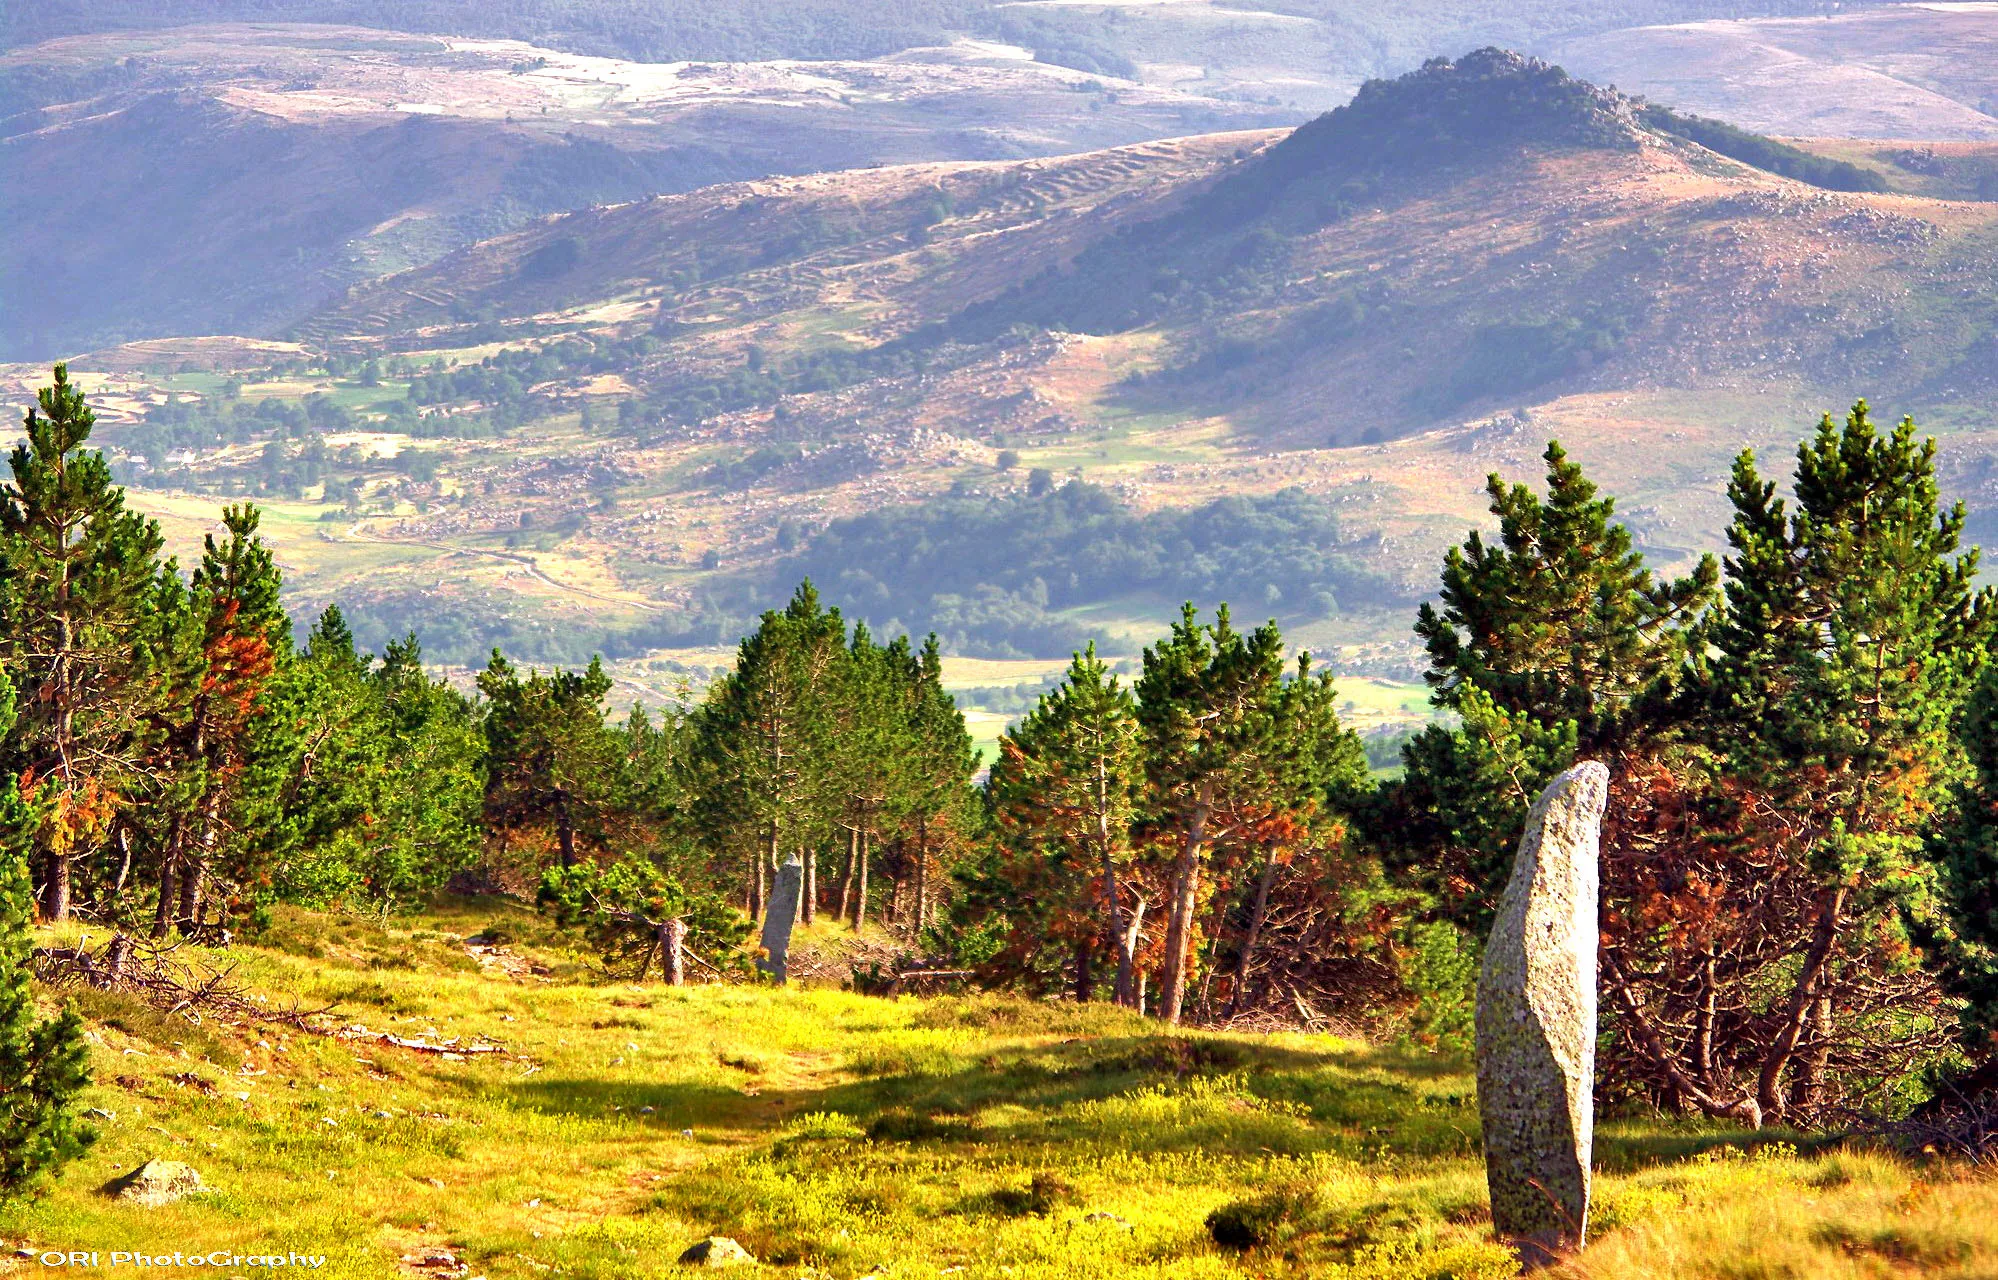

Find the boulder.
[
  {"left": 105, "top": 1158, "right": 205, "bottom": 1207},
  {"left": 1474, "top": 761, "right": 1607, "bottom": 1262},
  {"left": 756, "top": 854, "right": 804, "bottom": 984},
  {"left": 677, "top": 1236, "right": 755, "bottom": 1268}
]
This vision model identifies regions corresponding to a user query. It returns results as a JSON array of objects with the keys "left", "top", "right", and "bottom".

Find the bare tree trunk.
[
  {"left": 851, "top": 828, "right": 870, "bottom": 930},
  {"left": 41, "top": 848, "right": 69, "bottom": 923},
  {"left": 111, "top": 825, "right": 133, "bottom": 901},
  {"left": 913, "top": 814, "right": 928, "bottom": 936},
  {"left": 1135, "top": 968, "right": 1148, "bottom": 1017},
  {"left": 837, "top": 826, "right": 857, "bottom": 921},
  {"left": 179, "top": 784, "right": 224, "bottom": 935},
  {"left": 1694, "top": 952, "right": 1717, "bottom": 1099},
  {"left": 664, "top": 918, "right": 686, "bottom": 987},
  {"left": 1097, "top": 757, "right": 1134, "bottom": 1008},
  {"left": 1797, "top": 988, "right": 1835, "bottom": 1112},
  {"left": 1123, "top": 897, "right": 1148, "bottom": 983},
  {"left": 1158, "top": 786, "right": 1211, "bottom": 1025},
  {"left": 555, "top": 786, "right": 576, "bottom": 869},
  {"left": 747, "top": 848, "right": 761, "bottom": 922},
  {"left": 1225, "top": 854, "right": 1279, "bottom": 1019},
  {"left": 1073, "top": 941, "right": 1093, "bottom": 1003},
  {"left": 766, "top": 819, "right": 781, "bottom": 922},
  {"left": 153, "top": 818, "right": 181, "bottom": 939},
  {"left": 1757, "top": 885, "right": 1846, "bottom": 1125},
  {"left": 802, "top": 845, "right": 816, "bottom": 925},
  {"left": 176, "top": 861, "right": 202, "bottom": 933}
]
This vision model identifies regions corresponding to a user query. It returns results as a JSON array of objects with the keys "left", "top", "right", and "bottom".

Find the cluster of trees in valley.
[
  {"left": 785, "top": 481, "right": 1398, "bottom": 658},
  {"left": 9, "top": 365, "right": 1998, "bottom": 1177}
]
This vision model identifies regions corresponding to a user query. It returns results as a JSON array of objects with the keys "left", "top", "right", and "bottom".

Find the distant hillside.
[
  {"left": 0, "top": 0, "right": 988, "bottom": 61},
  {"left": 0, "top": 1, "right": 1858, "bottom": 68},
  {"left": 0, "top": 23, "right": 1288, "bottom": 361},
  {"left": 33, "top": 44, "right": 1998, "bottom": 676},
  {"left": 307, "top": 48, "right": 1998, "bottom": 447},
  {"left": 1554, "top": 4, "right": 1998, "bottom": 141}
]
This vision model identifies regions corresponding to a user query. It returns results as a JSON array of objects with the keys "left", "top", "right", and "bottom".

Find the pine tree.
[
  {"left": 480, "top": 653, "right": 619, "bottom": 872},
  {"left": 245, "top": 613, "right": 482, "bottom": 911},
  {"left": 897, "top": 636, "right": 977, "bottom": 938},
  {"left": 692, "top": 583, "right": 844, "bottom": 920},
  {"left": 0, "top": 365, "right": 165, "bottom": 921},
  {"left": 1136, "top": 605, "right": 1289, "bottom": 1025},
  {"left": 0, "top": 667, "right": 95, "bottom": 1198},
  {"left": 1606, "top": 404, "right": 1995, "bottom": 1125},
  {"left": 352, "top": 636, "right": 484, "bottom": 906},
  {"left": 831, "top": 623, "right": 898, "bottom": 929},
  {"left": 1414, "top": 441, "right": 1715, "bottom": 748},
  {"left": 1933, "top": 665, "right": 1998, "bottom": 1045},
  {"left": 1397, "top": 440, "right": 1712, "bottom": 922},
  {"left": 988, "top": 643, "right": 1144, "bottom": 1003},
  {"left": 148, "top": 506, "right": 285, "bottom": 935}
]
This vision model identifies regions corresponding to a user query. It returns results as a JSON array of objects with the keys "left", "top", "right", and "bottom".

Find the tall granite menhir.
[{"left": 1474, "top": 761, "right": 1607, "bottom": 1261}]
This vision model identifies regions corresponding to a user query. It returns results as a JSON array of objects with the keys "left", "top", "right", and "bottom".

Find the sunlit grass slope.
[{"left": 4, "top": 898, "right": 1996, "bottom": 1279}]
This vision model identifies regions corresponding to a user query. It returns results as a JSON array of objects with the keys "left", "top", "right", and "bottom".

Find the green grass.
[{"left": 8, "top": 898, "right": 1998, "bottom": 1279}]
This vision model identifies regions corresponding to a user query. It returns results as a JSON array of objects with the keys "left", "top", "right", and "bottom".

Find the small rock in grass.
[
  {"left": 104, "top": 1159, "right": 205, "bottom": 1207},
  {"left": 1083, "top": 1212, "right": 1132, "bottom": 1229},
  {"left": 677, "top": 1237, "right": 754, "bottom": 1268}
]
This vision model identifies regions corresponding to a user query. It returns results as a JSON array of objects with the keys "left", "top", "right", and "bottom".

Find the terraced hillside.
[{"left": 0, "top": 23, "right": 1289, "bottom": 359}]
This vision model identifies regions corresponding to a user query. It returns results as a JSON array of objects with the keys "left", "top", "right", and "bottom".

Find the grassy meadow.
[{"left": 4, "top": 899, "right": 1994, "bottom": 1279}]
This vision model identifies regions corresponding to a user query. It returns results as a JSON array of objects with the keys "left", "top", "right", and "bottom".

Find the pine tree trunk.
[
  {"left": 851, "top": 829, "right": 870, "bottom": 930},
  {"left": 1099, "top": 758, "right": 1134, "bottom": 1008},
  {"left": 837, "top": 826, "right": 857, "bottom": 920},
  {"left": 152, "top": 839, "right": 178, "bottom": 939},
  {"left": 795, "top": 846, "right": 809, "bottom": 926},
  {"left": 179, "top": 782, "right": 224, "bottom": 935},
  {"left": 1756, "top": 885, "right": 1847, "bottom": 1125},
  {"left": 1122, "top": 897, "right": 1148, "bottom": 999},
  {"left": 913, "top": 813, "right": 928, "bottom": 935},
  {"left": 41, "top": 848, "right": 69, "bottom": 923},
  {"left": 1158, "top": 787, "right": 1211, "bottom": 1025},
  {"left": 1225, "top": 854, "right": 1280, "bottom": 1019},
  {"left": 111, "top": 825, "right": 133, "bottom": 900},
  {"left": 1073, "top": 941, "right": 1094, "bottom": 1002},
  {"left": 176, "top": 860, "right": 202, "bottom": 932},
  {"left": 664, "top": 918, "right": 687, "bottom": 987},
  {"left": 555, "top": 786, "right": 577, "bottom": 869}
]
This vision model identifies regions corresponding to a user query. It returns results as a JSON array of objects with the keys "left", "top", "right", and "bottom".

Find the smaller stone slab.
[
  {"left": 758, "top": 853, "right": 804, "bottom": 984},
  {"left": 105, "top": 1158, "right": 205, "bottom": 1207},
  {"left": 677, "top": 1236, "right": 755, "bottom": 1268}
]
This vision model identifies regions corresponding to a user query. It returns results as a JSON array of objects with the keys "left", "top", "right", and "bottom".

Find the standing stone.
[
  {"left": 758, "top": 853, "right": 804, "bottom": 984},
  {"left": 1475, "top": 761, "right": 1607, "bottom": 1262}
]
